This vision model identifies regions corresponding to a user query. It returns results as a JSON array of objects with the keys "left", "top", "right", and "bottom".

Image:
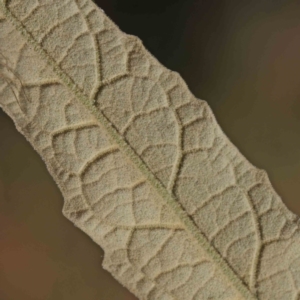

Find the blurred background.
[{"left": 1, "top": 0, "right": 300, "bottom": 299}]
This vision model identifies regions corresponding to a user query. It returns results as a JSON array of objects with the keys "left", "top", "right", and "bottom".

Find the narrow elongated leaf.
[{"left": 0, "top": 1, "right": 300, "bottom": 299}]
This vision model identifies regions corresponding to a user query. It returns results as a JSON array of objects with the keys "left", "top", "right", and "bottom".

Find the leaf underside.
[{"left": 0, "top": 1, "right": 300, "bottom": 299}]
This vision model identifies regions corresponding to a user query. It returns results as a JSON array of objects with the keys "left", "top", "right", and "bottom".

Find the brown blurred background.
[{"left": 1, "top": 0, "right": 300, "bottom": 299}]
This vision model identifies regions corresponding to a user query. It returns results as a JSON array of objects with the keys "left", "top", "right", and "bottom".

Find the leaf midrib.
[{"left": 0, "top": 2, "right": 257, "bottom": 299}]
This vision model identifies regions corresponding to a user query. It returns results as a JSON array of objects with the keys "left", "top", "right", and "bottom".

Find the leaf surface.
[{"left": 0, "top": 1, "right": 300, "bottom": 299}]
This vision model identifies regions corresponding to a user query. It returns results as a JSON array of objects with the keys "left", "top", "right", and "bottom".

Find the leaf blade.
[{"left": 1, "top": 1, "right": 300, "bottom": 299}]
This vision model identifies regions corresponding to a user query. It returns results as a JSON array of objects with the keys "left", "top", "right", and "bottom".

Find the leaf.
[{"left": 0, "top": 1, "right": 300, "bottom": 299}]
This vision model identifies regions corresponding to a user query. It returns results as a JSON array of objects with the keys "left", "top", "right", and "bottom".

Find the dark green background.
[{"left": 1, "top": 0, "right": 300, "bottom": 299}]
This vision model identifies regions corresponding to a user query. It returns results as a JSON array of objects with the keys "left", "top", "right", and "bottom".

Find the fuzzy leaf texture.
[{"left": 0, "top": 1, "right": 300, "bottom": 299}]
